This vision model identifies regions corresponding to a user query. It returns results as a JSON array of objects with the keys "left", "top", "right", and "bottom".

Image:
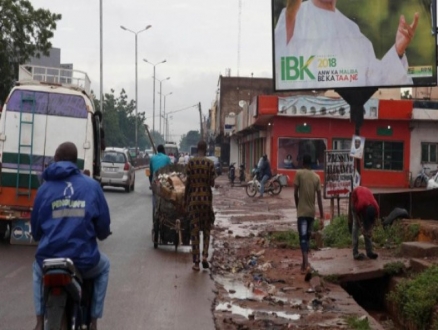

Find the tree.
[
  {"left": 179, "top": 130, "right": 200, "bottom": 152},
  {"left": 0, "top": 0, "right": 61, "bottom": 103},
  {"left": 93, "top": 89, "right": 151, "bottom": 150}
]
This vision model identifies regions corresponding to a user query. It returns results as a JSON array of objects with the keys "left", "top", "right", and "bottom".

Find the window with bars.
[
  {"left": 332, "top": 139, "right": 351, "bottom": 151},
  {"left": 421, "top": 143, "right": 438, "bottom": 163},
  {"left": 364, "top": 141, "right": 404, "bottom": 171},
  {"left": 277, "top": 138, "right": 327, "bottom": 170}
]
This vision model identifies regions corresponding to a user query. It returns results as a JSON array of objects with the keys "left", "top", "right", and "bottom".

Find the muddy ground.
[{"left": 209, "top": 176, "right": 404, "bottom": 330}]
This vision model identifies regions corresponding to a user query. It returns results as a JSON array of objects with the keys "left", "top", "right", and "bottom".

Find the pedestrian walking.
[
  {"left": 150, "top": 145, "right": 172, "bottom": 224},
  {"left": 185, "top": 140, "right": 216, "bottom": 271},
  {"left": 349, "top": 186, "right": 379, "bottom": 260},
  {"left": 293, "top": 153, "right": 324, "bottom": 277}
]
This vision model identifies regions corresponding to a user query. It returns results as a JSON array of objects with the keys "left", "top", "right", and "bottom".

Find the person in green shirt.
[{"left": 293, "top": 153, "right": 324, "bottom": 276}]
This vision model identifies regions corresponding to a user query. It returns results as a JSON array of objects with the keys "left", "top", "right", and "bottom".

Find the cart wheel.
[
  {"left": 154, "top": 226, "right": 159, "bottom": 249},
  {"left": 174, "top": 231, "right": 179, "bottom": 251},
  {"left": 152, "top": 214, "right": 159, "bottom": 249}
]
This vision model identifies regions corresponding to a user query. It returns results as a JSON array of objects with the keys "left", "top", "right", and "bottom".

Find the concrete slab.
[
  {"left": 311, "top": 248, "right": 410, "bottom": 283},
  {"left": 409, "top": 258, "right": 436, "bottom": 274},
  {"left": 401, "top": 241, "right": 438, "bottom": 258}
]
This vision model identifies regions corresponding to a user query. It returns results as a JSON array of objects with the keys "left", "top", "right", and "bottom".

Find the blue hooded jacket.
[{"left": 31, "top": 161, "right": 111, "bottom": 272}]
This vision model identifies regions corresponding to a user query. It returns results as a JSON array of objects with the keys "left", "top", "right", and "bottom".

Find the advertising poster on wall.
[
  {"left": 324, "top": 150, "right": 354, "bottom": 199},
  {"left": 350, "top": 135, "right": 365, "bottom": 159},
  {"left": 272, "top": 0, "right": 437, "bottom": 91}
]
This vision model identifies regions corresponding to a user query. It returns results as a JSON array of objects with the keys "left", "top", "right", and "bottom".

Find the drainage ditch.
[{"left": 341, "top": 275, "right": 399, "bottom": 330}]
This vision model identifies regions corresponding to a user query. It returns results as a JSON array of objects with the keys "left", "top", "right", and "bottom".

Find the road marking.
[{"left": 5, "top": 266, "right": 26, "bottom": 278}]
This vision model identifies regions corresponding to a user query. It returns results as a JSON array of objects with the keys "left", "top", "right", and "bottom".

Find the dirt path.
[{"left": 210, "top": 176, "right": 387, "bottom": 330}]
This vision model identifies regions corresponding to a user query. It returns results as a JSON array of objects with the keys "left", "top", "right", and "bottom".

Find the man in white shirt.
[{"left": 274, "top": 0, "right": 419, "bottom": 89}]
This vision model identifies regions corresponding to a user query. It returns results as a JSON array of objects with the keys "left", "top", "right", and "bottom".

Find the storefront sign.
[
  {"left": 278, "top": 96, "right": 378, "bottom": 119},
  {"left": 324, "top": 150, "right": 354, "bottom": 199}
]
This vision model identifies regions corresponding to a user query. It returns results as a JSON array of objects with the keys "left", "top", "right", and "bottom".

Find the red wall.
[
  {"left": 379, "top": 100, "right": 413, "bottom": 120},
  {"left": 270, "top": 116, "right": 411, "bottom": 188},
  {"left": 258, "top": 96, "right": 278, "bottom": 116}
]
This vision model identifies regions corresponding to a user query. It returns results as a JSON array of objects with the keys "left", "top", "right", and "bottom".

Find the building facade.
[{"left": 234, "top": 94, "right": 438, "bottom": 189}]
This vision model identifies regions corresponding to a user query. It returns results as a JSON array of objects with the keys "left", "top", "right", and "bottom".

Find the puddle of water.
[
  {"left": 216, "top": 276, "right": 263, "bottom": 301},
  {"left": 215, "top": 213, "right": 289, "bottom": 239},
  {"left": 216, "top": 302, "right": 301, "bottom": 321}
]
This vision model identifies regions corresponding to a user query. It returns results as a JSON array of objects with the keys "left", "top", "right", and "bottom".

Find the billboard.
[{"left": 272, "top": 0, "right": 437, "bottom": 91}]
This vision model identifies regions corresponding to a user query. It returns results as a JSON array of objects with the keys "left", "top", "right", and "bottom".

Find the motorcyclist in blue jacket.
[
  {"left": 258, "top": 154, "right": 272, "bottom": 198},
  {"left": 31, "top": 142, "right": 111, "bottom": 330}
]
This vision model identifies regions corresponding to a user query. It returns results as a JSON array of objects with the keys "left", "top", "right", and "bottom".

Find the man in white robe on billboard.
[{"left": 274, "top": 0, "right": 419, "bottom": 89}]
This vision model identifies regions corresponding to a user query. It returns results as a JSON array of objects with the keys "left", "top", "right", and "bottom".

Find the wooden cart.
[{"left": 151, "top": 164, "right": 190, "bottom": 250}]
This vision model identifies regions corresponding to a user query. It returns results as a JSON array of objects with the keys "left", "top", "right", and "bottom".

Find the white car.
[
  {"left": 427, "top": 172, "right": 438, "bottom": 190},
  {"left": 101, "top": 147, "right": 136, "bottom": 192}
]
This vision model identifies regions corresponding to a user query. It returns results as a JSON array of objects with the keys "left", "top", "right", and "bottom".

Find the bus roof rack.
[{"left": 18, "top": 65, "right": 91, "bottom": 95}]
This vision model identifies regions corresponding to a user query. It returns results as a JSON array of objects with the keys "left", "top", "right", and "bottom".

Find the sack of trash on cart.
[{"left": 152, "top": 164, "right": 187, "bottom": 206}]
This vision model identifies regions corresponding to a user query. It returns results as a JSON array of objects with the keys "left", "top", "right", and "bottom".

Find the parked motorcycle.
[
  {"left": 245, "top": 166, "right": 284, "bottom": 197},
  {"left": 412, "top": 165, "right": 438, "bottom": 188},
  {"left": 229, "top": 162, "right": 236, "bottom": 185},
  {"left": 238, "top": 163, "right": 246, "bottom": 183},
  {"left": 42, "top": 258, "right": 94, "bottom": 329}
]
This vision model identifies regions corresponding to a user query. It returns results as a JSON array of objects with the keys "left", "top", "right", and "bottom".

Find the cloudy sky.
[{"left": 30, "top": 0, "right": 273, "bottom": 143}]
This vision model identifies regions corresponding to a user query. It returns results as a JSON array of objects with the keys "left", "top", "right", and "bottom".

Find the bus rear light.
[{"left": 20, "top": 211, "right": 31, "bottom": 219}]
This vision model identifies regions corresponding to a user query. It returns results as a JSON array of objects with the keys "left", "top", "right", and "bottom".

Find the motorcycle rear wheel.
[
  {"left": 270, "top": 180, "right": 282, "bottom": 195},
  {"left": 413, "top": 176, "right": 424, "bottom": 188},
  {"left": 246, "top": 182, "right": 258, "bottom": 197}
]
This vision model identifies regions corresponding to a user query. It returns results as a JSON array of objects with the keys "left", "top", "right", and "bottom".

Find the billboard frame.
[{"left": 271, "top": 0, "right": 438, "bottom": 92}]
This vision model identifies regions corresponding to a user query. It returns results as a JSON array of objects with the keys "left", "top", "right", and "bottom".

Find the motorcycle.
[
  {"left": 42, "top": 258, "right": 94, "bottom": 329},
  {"left": 245, "top": 166, "right": 284, "bottom": 197},
  {"left": 228, "top": 162, "right": 236, "bottom": 185},
  {"left": 412, "top": 165, "right": 438, "bottom": 188},
  {"left": 238, "top": 163, "right": 246, "bottom": 183}
]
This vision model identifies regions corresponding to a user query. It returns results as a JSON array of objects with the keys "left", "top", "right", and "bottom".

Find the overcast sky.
[{"left": 30, "top": 0, "right": 273, "bottom": 143}]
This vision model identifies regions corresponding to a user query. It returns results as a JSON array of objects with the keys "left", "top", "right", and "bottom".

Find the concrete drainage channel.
[
  {"left": 333, "top": 274, "right": 398, "bottom": 329},
  {"left": 309, "top": 242, "right": 438, "bottom": 330}
]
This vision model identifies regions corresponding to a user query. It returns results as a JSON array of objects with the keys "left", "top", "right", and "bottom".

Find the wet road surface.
[{"left": 0, "top": 171, "right": 215, "bottom": 330}]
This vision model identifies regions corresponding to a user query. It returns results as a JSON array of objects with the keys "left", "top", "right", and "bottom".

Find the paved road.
[{"left": 0, "top": 170, "right": 215, "bottom": 330}]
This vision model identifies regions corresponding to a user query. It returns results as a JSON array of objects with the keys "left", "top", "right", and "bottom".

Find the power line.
[{"left": 143, "top": 103, "right": 198, "bottom": 119}]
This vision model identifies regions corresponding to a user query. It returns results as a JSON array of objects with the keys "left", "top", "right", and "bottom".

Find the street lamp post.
[
  {"left": 143, "top": 59, "right": 166, "bottom": 134},
  {"left": 162, "top": 92, "right": 172, "bottom": 139},
  {"left": 156, "top": 77, "right": 170, "bottom": 136},
  {"left": 120, "top": 24, "right": 152, "bottom": 154},
  {"left": 166, "top": 115, "right": 173, "bottom": 142}
]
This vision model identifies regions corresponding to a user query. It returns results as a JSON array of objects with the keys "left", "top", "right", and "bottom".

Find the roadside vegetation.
[
  {"left": 383, "top": 261, "right": 406, "bottom": 276},
  {"left": 344, "top": 315, "right": 371, "bottom": 330},
  {"left": 269, "top": 216, "right": 421, "bottom": 253},
  {"left": 269, "top": 231, "right": 300, "bottom": 249},
  {"left": 387, "top": 265, "right": 438, "bottom": 330}
]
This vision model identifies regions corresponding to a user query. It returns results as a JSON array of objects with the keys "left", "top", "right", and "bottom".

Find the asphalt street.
[{"left": 0, "top": 170, "right": 215, "bottom": 330}]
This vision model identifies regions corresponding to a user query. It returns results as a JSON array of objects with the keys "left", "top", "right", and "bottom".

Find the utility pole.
[{"left": 198, "top": 102, "right": 204, "bottom": 140}]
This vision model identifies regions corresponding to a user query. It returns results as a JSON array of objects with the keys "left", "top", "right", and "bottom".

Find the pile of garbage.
[{"left": 156, "top": 172, "right": 186, "bottom": 203}]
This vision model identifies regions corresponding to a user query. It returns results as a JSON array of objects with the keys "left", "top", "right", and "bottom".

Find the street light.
[
  {"left": 162, "top": 92, "right": 172, "bottom": 138},
  {"left": 120, "top": 24, "right": 152, "bottom": 154},
  {"left": 143, "top": 59, "right": 166, "bottom": 134},
  {"left": 165, "top": 114, "right": 173, "bottom": 142},
  {"left": 156, "top": 77, "right": 170, "bottom": 135}
]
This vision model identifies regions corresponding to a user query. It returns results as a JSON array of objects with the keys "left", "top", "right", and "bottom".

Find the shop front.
[{"left": 258, "top": 96, "right": 413, "bottom": 188}]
